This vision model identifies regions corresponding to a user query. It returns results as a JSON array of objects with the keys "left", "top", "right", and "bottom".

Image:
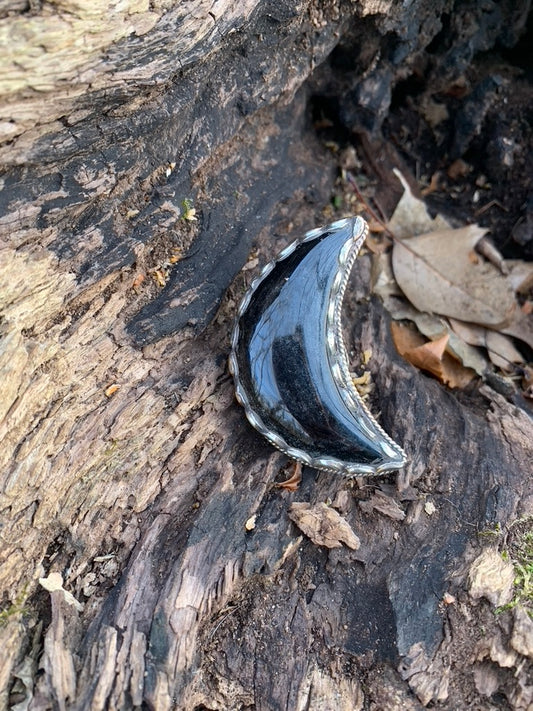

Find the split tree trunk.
[{"left": 1, "top": 1, "right": 532, "bottom": 709}]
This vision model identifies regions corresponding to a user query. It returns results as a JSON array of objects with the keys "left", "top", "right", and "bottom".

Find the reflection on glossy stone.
[{"left": 229, "top": 217, "right": 406, "bottom": 476}]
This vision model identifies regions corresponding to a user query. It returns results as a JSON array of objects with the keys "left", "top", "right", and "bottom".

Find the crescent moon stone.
[{"left": 229, "top": 216, "right": 406, "bottom": 476}]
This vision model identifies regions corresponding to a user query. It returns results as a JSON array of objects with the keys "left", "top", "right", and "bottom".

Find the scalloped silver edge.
[{"left": 229, "top": 217, "right": 407, "bottom": 477}]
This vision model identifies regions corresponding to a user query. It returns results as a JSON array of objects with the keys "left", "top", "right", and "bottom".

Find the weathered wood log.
[{"left": 1, "top": 1, "right": 532, "bottom": 709}]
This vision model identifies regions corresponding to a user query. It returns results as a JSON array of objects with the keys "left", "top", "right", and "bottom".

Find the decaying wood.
[{"left": 1, "top": 0, "right": 532, "bottom": 709}]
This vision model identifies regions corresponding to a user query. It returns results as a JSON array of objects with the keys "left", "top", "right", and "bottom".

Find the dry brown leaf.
[
  {"left": 420, "top": 171, "right": 442, "bottom": 196},
  {"left": 448, "top": 318, "right": 490, "bottom": 348},
  {"left": 371, "top": 251, "right": 403, "bottom": 300},
  {"left": 390, "top": 320, "right": 425, "bottom": 352},
  {"left": 383, "top": 295, "right": 488, "bottom": 375},
  {"left": 288, "top": 502, "right": 360, "bottom": 550},
  {"left": 484, "top": 331, "right": 525, "bottom": 371},
  {"left": 382, "top": 171, "right": 531, "bottom": 382},
  {"left": 388, "top": 169, "right": 451, "bottom": 238},
  {"left": 391, "top": 323, "right": 476, "bottom": 388},
  {"left": 404, "top": 333, "right": 449, "bottom": 381},
  {"left": 506, "top": 260, "right": 533, "bottom": 293},
  {"left": 449, "top": 318, "right": 526, "bottom": 370},
  {"left": 501, "top": 312, "right": 533, "bottom": 352},
  {"left": 392, "top": 225, "right": 517, "bottom": 328},
  {"left": 276, "top": 461, "right": 302, "bottom": 492}
]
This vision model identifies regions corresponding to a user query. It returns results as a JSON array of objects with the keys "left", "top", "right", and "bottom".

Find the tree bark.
[{"left": 1, "top": 1, "right": 532, "bottom": 709}]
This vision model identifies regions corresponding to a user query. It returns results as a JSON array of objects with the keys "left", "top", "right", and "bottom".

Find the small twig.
[
  {"left": 474, "top": 199, "right": 509, "bottom": 217},
  {"left": 475, "top": 236, "right": 509, "bottom": 275},
  {"left": 441, "top": 498, "right": 477, "bottom": 528},
  {"left": 346, "top": 172, "right": 440, "bottom": 265},
  {"left": 345, "top": 171, "right": 396, "bottom": 240},
  {"left": 209, "top": 605, "right": 239, "bottom": 639}
]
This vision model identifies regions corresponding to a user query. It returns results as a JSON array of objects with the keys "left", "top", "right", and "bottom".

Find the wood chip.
[
  {"left": 468, "top": 549, "right": 515, "bottom": 607},
  {"left": 289, "top": 502, "right": 360, "bottom": 550},
  {"left": 104, "top": 384, "right": 120, "bottom": 397},
  {"left": 424, "top": 501, "right": 437, "bottom": 516},
  {"left": 39, "top": 572, "right": 84, "bottom": 612},
  {"left": 245, "top": 514, "right": 257, "bottom": 531},
  {"left": 511, "top": 606, "right": 533, "bottom": 659},
  {"left": 359, "top": 491, "right": 406, "bottom": 521}
]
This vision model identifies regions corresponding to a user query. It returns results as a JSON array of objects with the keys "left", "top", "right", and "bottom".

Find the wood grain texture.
[
  {"left": 1, "top": 0, "right": 532, "bottom": 708},
  {"left": 0, "top": 0, "right": 259, "bottom": 144}
]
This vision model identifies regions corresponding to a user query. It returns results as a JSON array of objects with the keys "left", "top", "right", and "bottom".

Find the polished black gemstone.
[{"left": 230, "top": 217, "right": 406, "bottom": 476}]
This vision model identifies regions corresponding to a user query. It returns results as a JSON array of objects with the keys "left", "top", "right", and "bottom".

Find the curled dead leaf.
[
  {"left": 404, "top": 333, "right": 449, "bottom": 381},
  {"left": 501, "top": 312, "right": 533, "bottom": 352},
  {"left": 276, "top": 460, "right": 302, "bottom": 491},
  {"left": 506, "top": 260, "right": 533, "bottom": 294},
  {"left": 475, "top": 236, "right": 509, "bottom": 275},
  {"left": 391, "top": 323, "right": 476, "bottom": 388},
  {"left": 391, "top": 299, "right": 488, "bottom": 375}
]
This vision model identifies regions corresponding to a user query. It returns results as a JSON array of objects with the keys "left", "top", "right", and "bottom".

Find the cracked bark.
[{"left": 1, "top": 1, "right": 532, "bottom": 710}]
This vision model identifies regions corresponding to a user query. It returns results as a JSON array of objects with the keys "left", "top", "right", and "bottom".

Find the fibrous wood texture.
[{"left": 1, "top": 1, "right": 532, "bottom": 709}]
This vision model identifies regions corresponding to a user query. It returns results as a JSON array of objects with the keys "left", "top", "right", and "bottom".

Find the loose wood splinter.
[{"left": 229, "top": 217, "right": 406, "bottom": 477}]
